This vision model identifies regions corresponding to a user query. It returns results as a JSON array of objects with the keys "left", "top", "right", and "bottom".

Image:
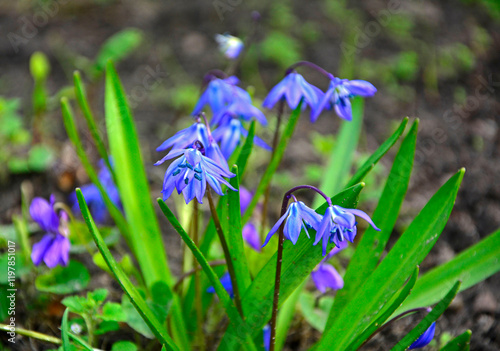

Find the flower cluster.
[{"left": 30, "top": 195, "right": 71, "bottom": 268}]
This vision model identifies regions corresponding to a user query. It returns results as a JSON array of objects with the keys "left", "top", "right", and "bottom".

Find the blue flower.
[
  {"left": 263, "top": 325, "right": 271, "bottom": 351},
  {"left": 262, "top": 72, "right": 323, "bottom": 116},
  {"left": 156, "top": 121, "right": 209, "bottom": 152},
  {"left": 312, "top": 77, "right": 377, "bottom": 122},
  {"left": 211, "top": 88, "right": 268, "bottom": 127},
  {"left": 212, "top": 118, "right": 271, "bottom": 159},
  {"left": 215, "top": 34, "right": 244, "bottom": 60},
  {"left": 409, "top": 322, "right": 436, "bottom": 349},
  {"left": 243, "top": 222, "right": 261, "bottom": 252},
  {"left": 155, "top": 147, "right": 236, "bottom": 204},
  {"left": 262, "top": 201, "right": 322, "bottom": 247},
  {"left": 30, "top": 195, "right": 70, "bottom": 268},
  {"left": 314, "top": 205, "right": 380, "bottom": 255},
  {"left": 69, "top": 160, "right": 121, "bottom": 223},
  {"left": 311, "top": 263, "right": 344, "bottom": 293},
  {"left": 207, "top": 272, "right": 234, "bottom": 298},
  {"left": 192, "top": 77, "right": 237, "bottom": 116}
]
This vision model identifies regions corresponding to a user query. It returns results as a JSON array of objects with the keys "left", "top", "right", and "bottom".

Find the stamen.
[
  {"left": 194, "top": 174, "right": 202, "bottom": 181},
  {"left": 173, "top": 169, "right": 181, "bottom": 176}
]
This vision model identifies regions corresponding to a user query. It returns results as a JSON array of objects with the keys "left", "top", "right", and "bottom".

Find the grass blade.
[
  {"left": 61, "top": 97, "right": 132, "bottom": 246},
  {"left": 275, "top": 281, "right": 305, "bottom": 351},
  {"left": 327, "top": 119, "right": 418, "bottom": 328},
  {"left": 104, "top": 61, "right": 171, "bottom": 288},
  {"left": 346, "top": 117, "right": 409, "bottom": 187},
  {"left": 392, "top": 281, "right": 461, "bottom": 351},
  {"left": 218, "top": 184, "right": 364, "bottom": 350},
  {"left": 61, "top": 308, "right": 70, "bottom": 351},
  {"left": 395, "top": 227, "right": 500, "bottom": 315},
  {"left": 157, "top": 199, "right": 258, "bottom": 351},
  {"left": 242, "top": 101, "right": 302, "bottom": 224},
  {"left": 73, "top": 71, "right": 117, "bottom": 184},
  {"left": 313, "top": 97, "right": 363, "bottom": 207},
  {"left": 346, "top": 266, "right": 419, "bottom": 350},
  {"left": 317, "top": 169, "right": 465, "bottom": 351},
  {"left": 440, "top": 330, "right": 471, "bottom": 351},
  {"left": 76, "top": 189, "right": 179, "bottom": 351}
]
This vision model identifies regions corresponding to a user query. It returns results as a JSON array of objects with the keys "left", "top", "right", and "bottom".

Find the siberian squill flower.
[
  {"left": 192, "top": 77, "right": 237, "bottom": 116},
  {"left": 311, "top": 243, "right": 347, "bottom": 293},
  {"left": 156, "top": 121, "right": 209, "bottom": 153},
  {"left": 70, "top": 160, "right": 121, "bottom": 223},
  {"left": 262, "top": 72, "right": 323, "bottom": 117},
  {"left": 211, "top": 87, "right": 268, "bottom": 127},
  {"left": 262, "top": 200, "right": 322, "bottom": 247},
  {"left": 263, "top": 325, "right": 271, "bottom": 351},
  {"left": 155, "top": 146, "right": 236, "bottom": 204},
  {"left": 212, "top": 118, "right": 271, "bottom": 159},
  {"left": 314, "top": 205, "right": 380, "bottom": 255},
  {"left": 215, "top": 34, "right": 244, "bottom": 60},
  {"left": 239, "top": 186, "right": 261, "bottom": 251},
  {"left": 207, "top": 272, "right": 234, "bottom": 298},
  {"left": 312, "top": 77, "right": 377, "bottom": 122},
  {"left": 30, "top": 195, "right": 70, "bottom": 268},
  {"left": 409, "top": 322, "right": 436, "bottom": 349}
]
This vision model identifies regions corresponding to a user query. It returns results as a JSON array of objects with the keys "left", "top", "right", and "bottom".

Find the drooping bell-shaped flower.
[
  {"left": 242, "top": 222, "right": 261, "bottom": 252},
  {"left": 192, "top": 77, "right": 237, "bottom": 116},
  {"left": 211, "top": 88, "right": 268, "bottom": 127},
  {"left": 215, "top": 34, "right": 244, "bottom": 60},
  {"left": 314, "top": 205, "right": 380, "bottom": 255},
  {"left": 156, "top": 121, "right": 210, "bottom": 153},
  {"left": 30, "top": 195, "right": 71, "bottom": 268},
  {"left": 212, "top": 118, "right": 271, "bottom": 159},
  {"left": 311, "top": 263, "right": 344, "bottom": 293},
  {"left": 207, "top": 272, "right": 234, "bottom": 298},
  {"left": 409, "top": 322, "right": 436, "bottom": 349},
  {"left": 155, "top": 146, "right": 236, "bottom": 204},
  {"left": 312, "top": 77, "right": 376, "bottom": 122},
  {"left": 262, "top": 201, "right": 322, "bottom": 247},
  {"left": 262, "top": 72, "right": 323, "bottom": 116}
]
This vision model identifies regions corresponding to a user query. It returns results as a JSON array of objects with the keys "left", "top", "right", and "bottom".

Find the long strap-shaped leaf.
[
  {"left": 218, "top": 184, "right": 364, "bottom": 350},
  {"left": 392, "top": 281, "right": 461, "bottom": 350},
  {"left": 346, "top": 266, "right": 419, "bottom": 350},
  {"left": 317, "top": 169, "right": 464, "bottom": 351},
  {"left": 440, "top": 330, "right": 471, "bottom": 351},
  {"left": 313, "top": 97, "right": 364, "bottom": 208},
  {"left": 242, "top": 101, "right": 302, "bottom": 224},
  {"left": 395, "top": 227, "right": 500, "bottom": 315},
  {"left": 346, "top": 117, "right": 408, "bottom": 187},
  {"left": 73, "top": 71, "right": 117, "bottom": 185},
  {"left": 104, "top": 61, "right": 171, "bottom": 288},
  {"left": 75, "top": 189, "right": 179, "bottom": 351},
  {"left": 61, "top": 97, "right": 132, "bottom": 246},
  {"left": 61, "top": 308, "right": 70, "bottom": 351},
  {"left": 157, "top": 199, "right": 258, "bottom": 351},
  {"left": 327, "top": 119, "right": 418, "bottom": 327}
]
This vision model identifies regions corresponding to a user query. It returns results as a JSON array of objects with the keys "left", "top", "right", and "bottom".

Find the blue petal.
[
  {"left": 283, "top": 203, "right": 302, "bottom": 244},
  {"left": 344, "top": 80, "right": 377, "bottom": 97},
  {"left": 262, "top": 77, "right": 289, "bottom": 109},
  {"left": 43, "top": 234, "right": 70, "bottom": 268},
  {"left": 409, "top": 322, "right": 436, "bottom": 349},
  {"left": 311, "top": 263, "right": 344, "bottom": 293},
  {"left": 262, "top": 206, "right": 291, "bottom": 247},
  {"left": 30, "top": 197, "right": 59, "bottom": 234},
  {"left": 242, "top": 222, "right": 261, "bottom": 252},
  {"left": 334, "top": 97, "right": 353, "bottom": 121},
  {"left": 31, "top": 234, "right": 54, "bottom": 266}
]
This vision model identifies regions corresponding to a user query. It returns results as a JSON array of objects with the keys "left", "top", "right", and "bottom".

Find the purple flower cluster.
[{"left": 30, "top": 195, "right": 71, "bottom": 268}]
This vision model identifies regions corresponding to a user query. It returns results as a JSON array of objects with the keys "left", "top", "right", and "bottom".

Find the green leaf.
[
  {"left": 35, "top": 260, "right": 90, "bottom": 294},
  {"left": 104, "top": 61, "right": 172, "bottom": 288},
  {"left": 61, "top": 308, "right": 71, "bottom": 351},
  {"left": 226, "top": 166, "right": 251, "bottom": 293},
  {"left": 95, "top": 320, "right": 120, "bottom": 335},
  {"left": 242, "top": 101, "right": 302, "bottom": 224},
  {"left": 61, "top": 97, "right": 132, "bottom": 247},
  {"left": 317, "top": 169, "right": 464, "bottom": 351},
  {"left": 112, "top": 341, "right": 138, "bottom": 351},
  {"left": 327, "top": 119, "right": 418, "bottom": 327},
  {"left": 395, "top": 227, "right": 500, "bottom": 315},
  {"left": 93, "top": 29, "right": 143, "bottom": 76},
  {"left": 234, "top": 120, "right": 255, "bottom": 177},
  {"left": 219, "top": 184, "right": 364, "bottom": 349},
  {"left": 346, "top": 266, "right": 419, "bottom": 350},
  {"left": 346, "top": 117, "right": 409, "bottom": 187},
  {"left": 122, "top": 294, "right": 155, "bottom": 339},
  {"left": 275, "top": 281, "right": 305, "bottom": 350},
  {"left": 75, "top": 189, "right": 179, "bottom": 351},
  {"left": 89, "top": 288, "right": 108, "bottom": 304},
  {"left": 313, "top": 97, "right": 364, "bottom": 207},
  {"left": 392, "top": 281, "right": 461, "bottom": 350},
  {"left": 440, "top": 330, "right": 471, "bottom": 351},
  {"left": 157, "top": 199, "right": 258, "bottom": 351},
  {"left": 73, "top": 71, "right": 116, "bottom": 184},
  {"left": 101, "top": 302, "right": 127, "bottom": 322},
  {"left": 28, "top": 144, "right": 55, "bottom": 172},
  {"left": 61, "top": 296, "right": 88, "bottom": 314}
]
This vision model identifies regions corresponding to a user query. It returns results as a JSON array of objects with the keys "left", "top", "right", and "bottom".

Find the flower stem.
[
  {"left": 269, "top": 184, "right": 332, "bottom": 351},
  {"left": 260, "top": 100, "right": 285, "bottom": 241},
  {"left": 206, "top": 189, "right": 244, "bottom": 318},
  {"left": 0, "top": 324, "right": 62, "bottom": 345},
  {"left": 285, "top": 61, "right": 334, "bottom": 80}
]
